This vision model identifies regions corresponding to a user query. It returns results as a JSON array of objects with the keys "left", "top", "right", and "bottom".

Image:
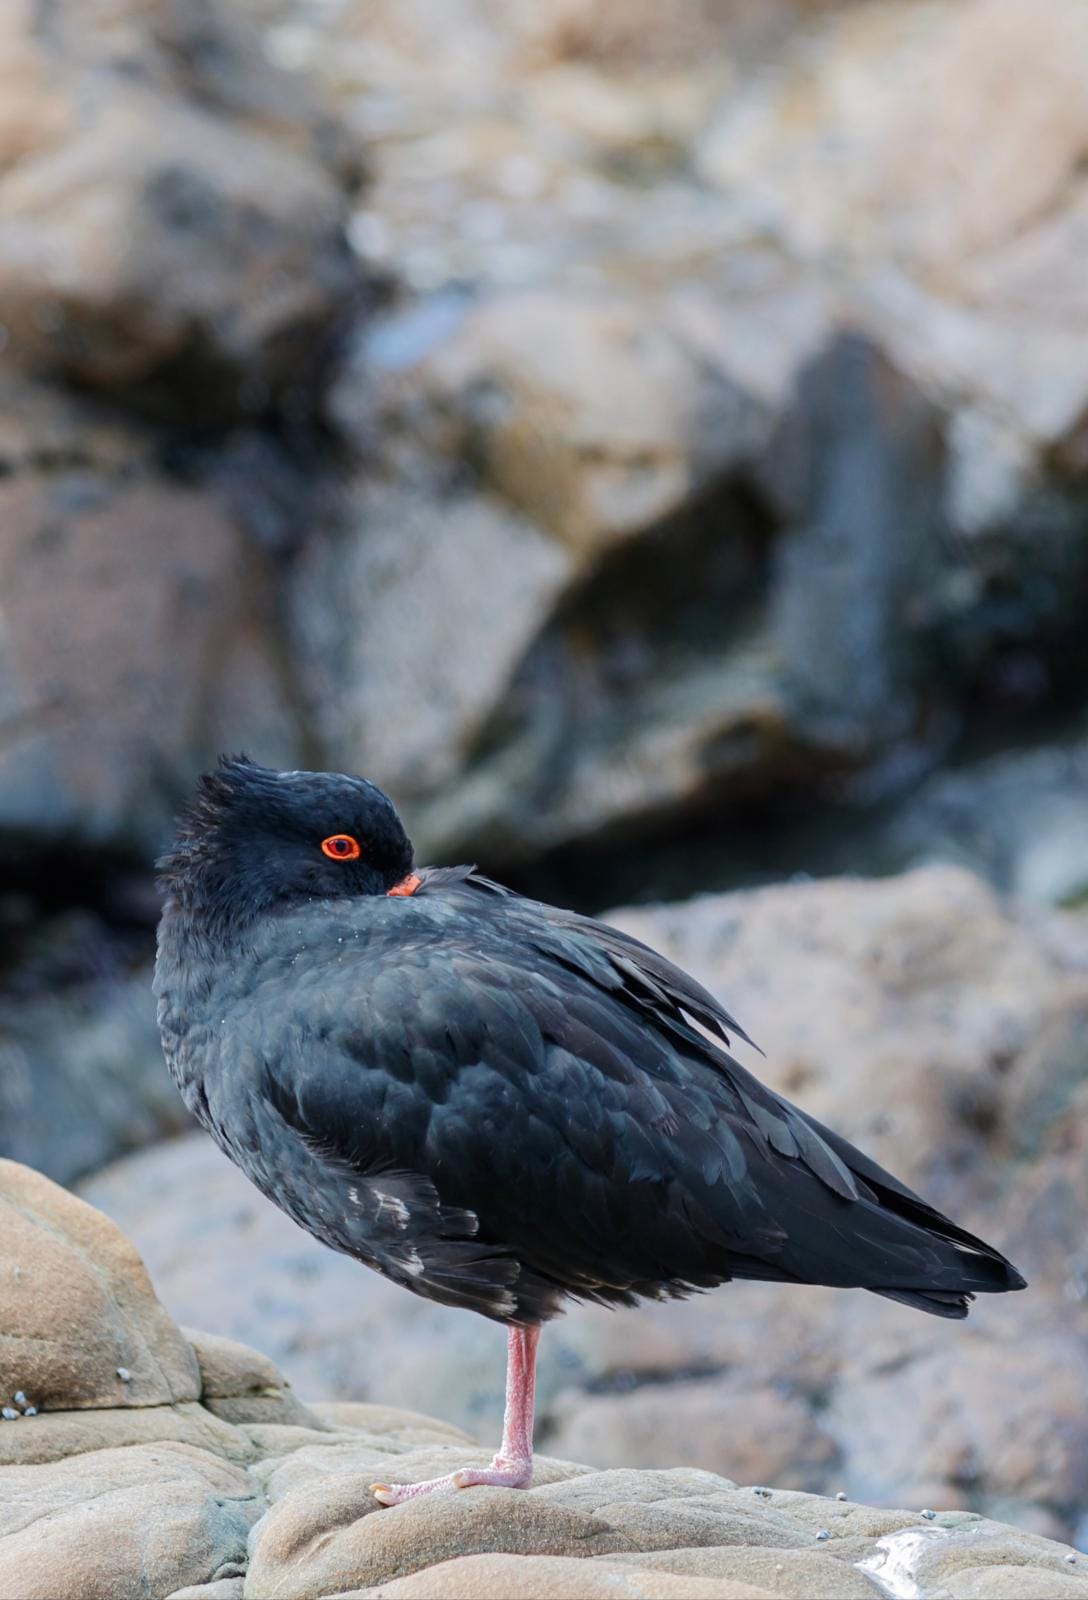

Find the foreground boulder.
[{"left": 0, "top": 1158, "right": 1083, "bottom": 1599}]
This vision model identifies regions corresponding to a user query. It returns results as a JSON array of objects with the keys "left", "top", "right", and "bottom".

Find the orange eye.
[{"left": 321, "top": 834, "right": 361, "bottom": 861}]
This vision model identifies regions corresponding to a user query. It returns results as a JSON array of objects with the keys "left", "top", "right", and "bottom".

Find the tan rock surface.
[
  {"left": 617, "top": 1545, "right": 885, "bottom": 1598},
  {"left": 0, "top": 1157, "right": 199, "bottom": 1412},
  {"left": 352, "top": 1551, "right": 781, "bottom": 1597},
  {"left": 0, "top": 1158, "right": 1082, "bottom": 1600},
  {"left": 0, "top": 1440, "right": 257, "bottom": 1600},
  {"left": 945, "top": 1573, "right": 1088, "bottom": 1599},
  {"left": 167, "top": 1582, "right": 246, "bottom": 1600},
  {"left": 245, "top": 1481, "right": 628, "bottom": 1600},
  {"left": 184, "top": 1329, "right": 327, "bottom": 1431},
  {"left": 0, "top": 1399, "right": 252, "bottom": 1470}
]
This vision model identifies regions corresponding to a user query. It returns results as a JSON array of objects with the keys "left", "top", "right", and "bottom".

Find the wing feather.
[{"left": 229, "top": 871, "right": 1023, "bottom": 1323}]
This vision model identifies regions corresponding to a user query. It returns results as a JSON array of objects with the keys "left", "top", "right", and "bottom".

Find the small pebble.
[
  {"left": 816, "top": 1529, "right": 830, "bottom": 1542},
  {"left": 1066, "top": 1554, "right": 1077, "bottom": 1565},
  {"left": 12, "top": 1391, "right": 26, "bottom": 1406},
  {"left": 23, "top": 1406, "right": 37, "bottom": 1417},
  {"left": 752, "top": 1486, "right": 771, "bottom": 1498},
  {"left": 1, "top": 1407, "right": 18, "bottom": 1421},
  {"left": 920, "top": 1509, "right": 936, "bottom": 1521},
  {"left": 836, "top": 1491, "right": 848, "bottom": 1502},
  {"left": 116, "top": 1367, "right": 132, "bottom": 1382}
]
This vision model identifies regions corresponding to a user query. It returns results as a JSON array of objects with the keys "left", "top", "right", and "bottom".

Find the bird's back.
[{"left": 156, "top": 868, "right": 1025, "bottom": 1324}]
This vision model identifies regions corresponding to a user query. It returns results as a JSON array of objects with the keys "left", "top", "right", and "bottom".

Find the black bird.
[{"left": 155, "top": 757, "right": 1026, "bottom": 1505}]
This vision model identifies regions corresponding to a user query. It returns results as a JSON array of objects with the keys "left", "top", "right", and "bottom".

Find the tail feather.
[
  {"left": 793, "top": 1106, "right": 1027, "bottom": 1310},
  {"left": 873, "top": 1286, "right": 973, "bottom": 1320}
]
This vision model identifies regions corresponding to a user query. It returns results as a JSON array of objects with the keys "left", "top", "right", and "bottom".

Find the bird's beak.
[{"left": 387, "top": 873, "right": 422, "bottom": 898}]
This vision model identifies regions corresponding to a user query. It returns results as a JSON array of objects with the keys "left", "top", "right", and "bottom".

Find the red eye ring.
[{"left": 321, "top": 834, "right": 361, "bottom": 861}]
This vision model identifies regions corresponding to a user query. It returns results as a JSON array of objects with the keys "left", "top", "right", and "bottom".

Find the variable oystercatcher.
[{"left": 155, "top": 757, "right": 1025, "bottom": 1505}]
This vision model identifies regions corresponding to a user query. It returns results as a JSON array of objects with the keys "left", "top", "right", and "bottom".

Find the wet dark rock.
[
  {"left": 867, "top": 723, "right": 1088, "bottom": 909},
  {"left": 0, "top": 954, "right": 177, "bottom": 1187},
  {"left": 0, "top": 380, "right": 304, "bottom": 854},
  {"left": 767, "top": 333, "right": 947, "bottom": 755}
]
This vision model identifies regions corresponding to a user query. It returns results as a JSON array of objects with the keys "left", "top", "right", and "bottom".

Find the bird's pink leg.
[{"left": 371, "top": 1324, "right": 540, "bottom": 1506}]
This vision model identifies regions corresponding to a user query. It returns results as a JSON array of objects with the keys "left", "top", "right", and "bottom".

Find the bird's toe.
[
  {"left": 452, "top": 1455, "right": 532, "bottom": 1490},
  {"left": 371, "top": 1457, "right": 533, "bottom": 1506},
  {"left": 371, "top": 1472, "right": 463, "bottom": 1505}
]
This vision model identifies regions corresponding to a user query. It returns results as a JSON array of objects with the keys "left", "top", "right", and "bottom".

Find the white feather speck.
[{"left": 374, "top": 1190, "right": 410, "bottom": 1227}]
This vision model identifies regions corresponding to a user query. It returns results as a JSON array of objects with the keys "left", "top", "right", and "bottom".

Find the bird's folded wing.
[{"left": 439, "top": 869, "right": 760, "bottom": 1050}]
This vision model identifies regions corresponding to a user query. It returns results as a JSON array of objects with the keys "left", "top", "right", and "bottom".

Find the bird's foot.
[{"left": 371, "top": 1454, "right": 532, "bottom": 1506}]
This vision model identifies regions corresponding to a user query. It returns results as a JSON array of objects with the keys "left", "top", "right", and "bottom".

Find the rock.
[
  {"left": 698, "top": 0, "right": 1088, "bottom": 273},
  {"left": 0, "top": 1159, "right": 1080, "bottom": 1598},
  {"left": 767, "top": 333, "right": 946, "bottom": 754},
  {"left": 183, "top": 1329, "right": 326, "bottom": 1430},
  {"left": 0, "top": 1158, "right": 199, "bottom": 1414},
  {"left": 253, "top": 1436, "right": 585, "bottom": 1512},
  {"left": 250, "top": 0, "right": 1088, "bottom": 874},
  {"left": 0, "top": 1441, "right": 258, "bottom": 1600},
  {"left": 617, "top": 1545, "right": 884, "bottom": 1599},
  {"left": 246, "top": 1479, "right": 624, "bottom": 1600},
  {"left": 242, "top": 1465, "right": 1085, "bottom": 1598},
  {"left": 697, "top": 0, "right": 1088, "bottom": 461},
  {"left": 80, "top": 867, "right": 1088, "bottom": 1539},
  {"left": 860, "top": 1522, "right": 1088, "bottom": 1600},
  {"left": 945, "top": 1575, "right": 1088, "bottom": 1599},
  {"left": 352, "top": 1552, "right": 782, "bottom": 1598},
  {"left": 534, "top": 1470, "right": 816, "bottom": 1552},
  {"left": 549, "top": 1375, "right": 839, "bottom": 1492},
  {"left": 0, "top": 1399, "right": 253, "bottom": 1471},
  {"left": 0, "top": 379, "right": 302, "bottom": 854},
  {"left": 166, "top": 1583, "right": 246, "bottom": 1600},
  {"left": 828, "top": 1311, "right": 1088, "bottom": 1525},
  {"left": 345, "top": 288, "right": 769, "bottom": 557},
  {"left": 868, "top": 726, "right": 1088, "bottom": 909},
  {"left": 0, "top": 961, "right": 182, "bottom": 1187},
  {"left": 510, "top": 0, "right": 843, "bottom": 76},
  {"left": 309, "top": 1402, "right": 476, "bottom": 1443},
  {"left": 0, "top": 0, "right": 357, "bottom": 411},
  {"left": 307, "top": 285, "right": 774, "bottom": 846},
  {"left": 411, "top": 617, "right": 789, "bottom": 865},
  {"left": 290, "top": 478, "right": 572, "bottom": 807},
  {"left": 2, "top": 0, "right": 1087, "bottom": 903}
]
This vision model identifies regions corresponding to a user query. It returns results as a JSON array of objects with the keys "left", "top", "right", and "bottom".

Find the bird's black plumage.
[{"left": 155, "top": 758, "right": 1025, "bottom": 1332}]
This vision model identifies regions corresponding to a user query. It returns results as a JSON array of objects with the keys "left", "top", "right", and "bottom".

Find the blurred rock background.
[{"left": 2, "top": 0, "right": 1087, "bottom": 1548}]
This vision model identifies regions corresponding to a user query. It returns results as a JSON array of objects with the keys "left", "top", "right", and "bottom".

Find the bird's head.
[{"left": 158, "top": 757, "right": 415, "bottom": 933}]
